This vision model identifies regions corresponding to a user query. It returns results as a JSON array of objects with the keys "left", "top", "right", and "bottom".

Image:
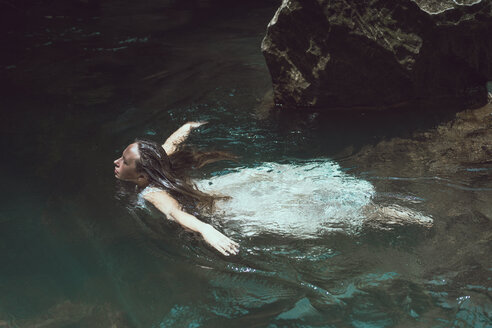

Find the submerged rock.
[
  {"left": 262, "top": 0, "right": 492, "bottom": 110},
  {"left": 11, "top": 301, "right": 133, "bottom": 328},
  {"left": 350, "top": 103, "right": 492, "bottom": 175}
]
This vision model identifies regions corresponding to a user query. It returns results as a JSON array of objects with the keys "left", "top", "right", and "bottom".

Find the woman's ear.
[{"left": 137, "top": 173, "right": 148, "bottom": 183}]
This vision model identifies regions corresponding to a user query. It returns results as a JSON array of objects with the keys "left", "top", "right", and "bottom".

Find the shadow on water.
[{"left": 268, "top": 96, "right": 482, "bottom": 160}]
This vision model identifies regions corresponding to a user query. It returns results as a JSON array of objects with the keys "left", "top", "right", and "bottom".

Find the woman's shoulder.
[
  {"left": 136, "top": 185, "right": 173, "bottom": 212},
  {"left": 137, "top": 185, "right": 167, "bottom": 209}
]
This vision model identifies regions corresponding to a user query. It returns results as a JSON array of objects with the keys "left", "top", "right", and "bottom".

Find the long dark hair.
[{"left": 134, "top": 139, "right": 236, "bottom": 212}]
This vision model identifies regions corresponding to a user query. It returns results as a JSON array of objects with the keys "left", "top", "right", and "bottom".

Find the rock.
[
  {"left": 488, "top": 81, "right": 492, "bottom": 102},
  {"left": 261, "top": 0, "right": 492, "bottom": 110}
]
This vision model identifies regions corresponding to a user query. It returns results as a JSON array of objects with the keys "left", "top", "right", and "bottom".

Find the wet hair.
[{"left": 134, "top": 139, "right": 236, "bottom": 212}]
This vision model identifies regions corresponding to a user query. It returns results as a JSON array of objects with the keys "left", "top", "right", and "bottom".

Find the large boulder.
[{"left": 261, "top": 0, "right": 492, "bottom": 110}]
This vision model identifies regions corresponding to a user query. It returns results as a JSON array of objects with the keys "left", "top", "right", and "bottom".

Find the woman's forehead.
[{"left": 123, "top": 143, "right": 139, "bottom": 160}]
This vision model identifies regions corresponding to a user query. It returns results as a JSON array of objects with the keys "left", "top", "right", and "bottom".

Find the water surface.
[{"left": 0, "top": 1, "right": 491, "bottom": 327}]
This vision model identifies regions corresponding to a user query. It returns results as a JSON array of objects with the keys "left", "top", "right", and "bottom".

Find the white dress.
[{"left": 196, "top": 160, "right": 376, "bottom": 238}]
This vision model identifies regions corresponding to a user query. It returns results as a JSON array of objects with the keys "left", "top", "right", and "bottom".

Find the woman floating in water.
[
  {"left": 115, "top": 122, "right": 433, "bottom": 254},
  {"left": 114, "top": 122, "right": 240, "bottom": 256}
]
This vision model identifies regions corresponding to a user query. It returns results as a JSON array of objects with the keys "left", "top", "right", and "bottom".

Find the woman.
[{"left": 114, "top": 122, "right": 239, "bottom": 256}]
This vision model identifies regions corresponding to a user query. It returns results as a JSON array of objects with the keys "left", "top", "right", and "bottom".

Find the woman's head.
[
  {"left": 114, "top": 138, "right": 236, "bottom": 211},
  {"left": 113, "top": 142, "right": 142, "bottom": 184},
  {"left": 114, "top": 140, "right": 173, "bottom": 187}
]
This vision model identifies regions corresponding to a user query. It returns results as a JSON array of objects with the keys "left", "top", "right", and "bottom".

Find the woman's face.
[{"left": 114, "top": 143, "right": 140, "bottom": 182}]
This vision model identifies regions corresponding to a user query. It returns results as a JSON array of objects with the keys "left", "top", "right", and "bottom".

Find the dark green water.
[{"left": 1, "top": 1, "right": 491, "bottom": 327}]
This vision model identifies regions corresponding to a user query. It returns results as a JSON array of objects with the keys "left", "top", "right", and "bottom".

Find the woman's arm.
[
  {"left": 162, "top": 121, "right": 207, "bottom": 155},
  {"left": 144, "top": 190, "right": 239, "bottom": 256}
]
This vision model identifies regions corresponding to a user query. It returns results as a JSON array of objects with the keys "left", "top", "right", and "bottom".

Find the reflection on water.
[{"left": 1, "top": 0, "right": 491, "bottom": 327}]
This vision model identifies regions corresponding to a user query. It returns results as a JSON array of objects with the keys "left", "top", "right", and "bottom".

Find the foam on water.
[{"left": 197, "top": 160, "right": 375, "bottom": 238}]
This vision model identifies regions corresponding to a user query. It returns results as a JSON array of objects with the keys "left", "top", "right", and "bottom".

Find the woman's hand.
[
  {"left": 185, "top": 121, "right": 208, "bottom": 130},
  {"left": 201, "top": 224, "right": 239, "bottom": 256}
]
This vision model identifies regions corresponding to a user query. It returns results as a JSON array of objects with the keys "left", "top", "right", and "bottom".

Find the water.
[{"left": 1, "top": 1, "right": 491, "bottom": 327}]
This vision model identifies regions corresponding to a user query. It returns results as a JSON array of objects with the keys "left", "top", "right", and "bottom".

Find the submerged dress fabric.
[{"left": 196, "top": 161, "right": 375, "bottom": 237}]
